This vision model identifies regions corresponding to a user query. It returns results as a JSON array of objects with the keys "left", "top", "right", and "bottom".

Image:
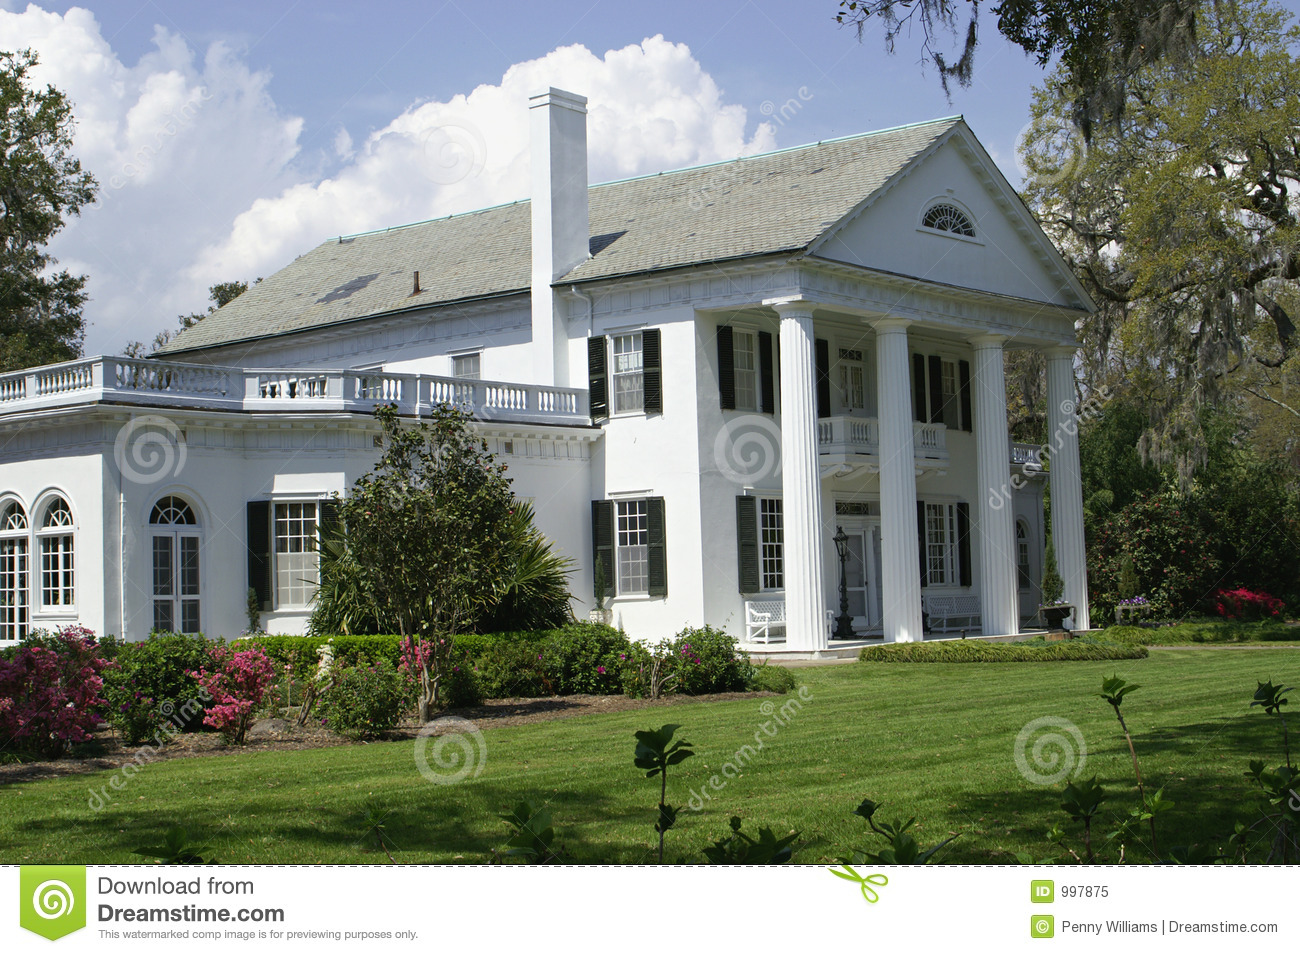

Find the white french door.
[{"left": 152, "top": 531, "right": 201, "bottom": 634}]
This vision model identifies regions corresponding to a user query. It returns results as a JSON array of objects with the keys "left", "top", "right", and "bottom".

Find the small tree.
[
  {"left": 1117, "top": 553, "right": 1139, "bottom": 601},
  {"left": 1041, "top": 537, "right": 1065, "bottom": 605}
]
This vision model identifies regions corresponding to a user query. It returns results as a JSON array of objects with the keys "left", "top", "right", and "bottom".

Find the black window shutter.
[
  {"left": 815, "top": 338, "right": 831, "bottom": 419},
  {"left": 758, "top": 331, "right": 775, "bottom": 414},
  {"left": 318, "top": 497, "right": 340, "bottom": 538},
  {"left": 956, "top": 502, "right": 972, "bottom": 588},
  {"left": 588, "top": 336, "right": 608, "bottom": 422},
  {"left": 928, "top": 354, "right": 944, "bottom": 425},
  {"left": 917, "top": 499, "right": 929, "bottom": 588},
  {"left": 246, "top": 500, "right": 272, "bottom": 611},
  {"left": 647, "top": 497, "right": 667, "bottom": 597},
  {"left": 591, "top": 501, "right": 615, "bottom": 600},
  {"left": 641, "top": 328, "right": 662, "bottom": 414},
  {"left": 911, "top": 353, "right": 927, "bottom": 422},
  {"left": 736, "top": 495, "right": 760, "bottom": 593},
  {"left": 717, "top": 325, "right": 736, "bottom": 410},
  {"left": 958, "top": 359, "right": 973, "bottom": 432}
]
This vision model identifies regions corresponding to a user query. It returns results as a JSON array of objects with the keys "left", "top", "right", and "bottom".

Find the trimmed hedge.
[
  {"left": 1100, "top": 622, "right": 1299, "bottom": 646},
  {"left": 859, "top": 639, "right": 1149, "bottom": 663}
]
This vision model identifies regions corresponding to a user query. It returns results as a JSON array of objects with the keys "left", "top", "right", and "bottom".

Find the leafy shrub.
[
  {"left": 858, "top": 640, "right": 1148, "bottom": 663},
  {"left": 537, "top": 623, "right": 631, "bottom": 695},
  {"left": 669, "top": 625, "right": 753, "bottom": 694},
  {"left": 189, "top": 646, "right": 276, "bottom": 744},
  {"left": 620, "top": 640, "right": 678, "bottom": 700},
  {"left": 103, "top": 632, "right": 214, "bottom": 744},
  {"left": 0, "top": 625, "right": 110, "bottom": 757},
  {"left": 1214, "top": 588, "right": 1286, "bottom": 622},
  {"left": 319, "top": 658, "right": 414, "bottom": 738},
  {"left": 475, "top": 638, "right": 550, "bottom": 698},
  {"left": 1100, "top": 621, "right": 1298, "bottom": 645},
  {"left": 438, "top": 649, "right": 484, "bottom": 709},
  {"left": 747, "top": 661, "right": 797, "bottom": 694}
]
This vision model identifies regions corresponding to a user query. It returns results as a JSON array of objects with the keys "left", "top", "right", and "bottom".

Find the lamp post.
[{"left": 833, "top": 526, "right": 854, "bottom": 639}]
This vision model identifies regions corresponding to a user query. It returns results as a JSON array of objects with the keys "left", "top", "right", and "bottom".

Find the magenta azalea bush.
[
  {"left": 0, "top": 625, "right": 109, "bottom": 757},
  {"left": 188, "top": 645, "right": 275, "bottom": 744},
  {"left": 1214, "top": 588, "right": 1286, "bottom": 621}
]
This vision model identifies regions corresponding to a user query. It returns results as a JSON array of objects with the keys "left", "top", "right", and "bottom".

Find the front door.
[{"left": 836, "top": 523, "right": 883, "bottom": 633}]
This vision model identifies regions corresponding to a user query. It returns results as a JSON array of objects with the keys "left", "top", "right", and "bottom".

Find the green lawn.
[{"left": 2, "top": 647, "right": 1296, "bottom": 864}]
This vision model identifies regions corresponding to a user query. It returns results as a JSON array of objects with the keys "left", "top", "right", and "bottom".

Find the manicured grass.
[{"left": 2, "top": 648, "right": 1296, "bottom": 864}]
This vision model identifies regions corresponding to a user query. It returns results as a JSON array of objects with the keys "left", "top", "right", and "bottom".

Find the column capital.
[
  {"left": 1042, "top": 344, "right": 1078, "bottom": 361},
  {"left": 764, "top": 296, "right": 818, "bottom": 319},
  {"left": 968, "top": 332, "right": 1008, "bottom": 350},
  {"left": 872, "top": 316, "right": 913, "bottom": 335}
]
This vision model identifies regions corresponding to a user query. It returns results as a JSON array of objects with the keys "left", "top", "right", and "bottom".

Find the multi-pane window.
[
  {"left": 924, "top": 502, "right": 959, "bottom": 586},
  {"left": 940, "top": 359, "right": 960, "bottom": 428},
  {"left": 274, "top": 502, "right": 319, "bottom": 608},
  {"left": 37, "top": 496, "right": 74, "bottom": 610},
  {"left": 616, "top": 499, "right": 649, "bottom": 594},
  {"left": 922, "top": 203, "right": 976, "bottom": 237},
  {"left": 1017, "top": 520, "right": 1032, "bottom": 591},
  {"left": 0, "top": 501, "right": 28, "bottom": 640},
  {"left": 733, "top": 330, "right": 758, "bottom": 411},
  {"left": 151, "top": 496, "right": 201, "bottom": 634},
  {"left": 758, "top": 498, "right": 784, "bottom": 591},
  {"left": 839, "top": 348, "right": 865, "bottom": 411},
  {"left": 452, "top": 352, "right": 481, "bottom": 380},
  {"left": 612, "top": 333, "right": 644, "bottom": 414}
]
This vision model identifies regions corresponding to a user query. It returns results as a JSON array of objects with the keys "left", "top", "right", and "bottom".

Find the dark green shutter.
[
  {"left": 642, "top": 328, "right": 662, "bottom": 414},
  {"left": 318, "top": 497, "right": 340, "bottom": 537},
  {"left": 758, "top": 331, "right": 775, "bottom": 414},
  {"left": 912, "top": 353, "right": 927, "bottom": 422},
  {"left": 815, "top": 338, "right": 831, "bottom": 419},
  {"left": 958, "top": 359, "right": 973, "bottom": 432},
  {"left": 247, "top": 500, "right": 272, "bottom": 611},
  {"left": 588, "top": 336, "right": 608, "bottom": 421},
  {"left": 917, "top": 499, "right": 928, "bottom": 588},
  {"left": 956, "top": 502, "right": 972, "bottom": 588},
  {"left": 736, "top": 495, "right": 759, "bottom": 594},
  {"left": 928, "top": 355, "right": 944, "bottom": 425},
  {"left": 717, "top": 325, "right": 736, "bottom": 410},
  {"left": 591, "top": 501, "right": 614, "bottom": 600},
  {"left": 647, "top": 497, "right": 667, "bottom": 597}
]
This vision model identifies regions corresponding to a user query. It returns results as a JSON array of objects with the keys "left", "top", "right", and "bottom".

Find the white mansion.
[{"left": 0, "top": 89, "right": 1092, "bottom": 651}]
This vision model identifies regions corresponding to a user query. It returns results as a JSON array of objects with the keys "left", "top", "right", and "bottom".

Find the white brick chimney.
[{"left": 530, "top": 87, "right": 590, "bottom": 387}]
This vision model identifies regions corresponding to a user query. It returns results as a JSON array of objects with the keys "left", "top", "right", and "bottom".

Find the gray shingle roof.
[{"left": 160, "top": 117, "right": 962, "bottom": 355}]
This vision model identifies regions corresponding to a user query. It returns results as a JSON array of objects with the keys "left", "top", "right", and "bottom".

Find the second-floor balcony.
[
  {"left": 0, "top": 356, "right": 591, "bottom": 426},
  {"left": 816, "top": 413, "right": 1045, "bottom": 471}
]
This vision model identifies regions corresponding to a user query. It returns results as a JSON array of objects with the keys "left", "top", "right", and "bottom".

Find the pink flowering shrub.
[
  {"left": 0, "top": 625, "right": 110, "bottom": 757},
  {"left": 188, "top": 646, "right": 275, "bottom": 744},
  {"left": 1214, "top": 588, "right": 1286, "bottom": 622}
]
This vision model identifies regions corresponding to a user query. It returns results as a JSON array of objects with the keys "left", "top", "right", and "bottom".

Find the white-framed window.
[
  {"left": 733, "top": 330, "right": 758, "bottom": 411},
  {"left": 940, "top": 358, "right": 959, "bottom": 428},
  {"left": 0, "top": 500, "right": 28, "bottom": 640},
  {"left": 922, "top": 202, "right": 976, "bottom": 237},
  {"left": 758, "top": 497, "right": 784, "bottom": 591},
  {"left": 36, "top": 495, "right": 74, "bottom": 611},
  {"left": 616, "top": 499, "right": 649, "bottom": 594},
  {"left": 924, "top": 502, "right": 959, "bottom": 586},
  {"left": 151, "top": 495, "right": 201, "bottom": 634},
  {"left": 913, "top": 353, "right": 961, "bottom": 425},
  {"left": 274, "top": 501, "right": 319, "bottom": 609},
  {"left": 452, "top": 352, "right": 481, "bottom": 380},
  {"left": 838, "top": 347, "right": 866, "bottom": 412},
  {"left": 612, "top": 333, "right": 644, "bottom": 414},
  {"left": 1017, "top": 520, "right": 1032, "bottom": 591}
]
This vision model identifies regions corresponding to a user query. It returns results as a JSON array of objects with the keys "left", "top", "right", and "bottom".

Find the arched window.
[
  {"left": 36, "top": 495, "right": 74, "bottom": 611},
  {"left": 922, "top": 203, "right": 976, "bottom": 238},
  {"left": 0, "top": 500, "right": 28, "bottom": 639},
  {"left": 150, "top": 495, "right": 201, "bottom": 634},
  {"left": 1017, "top": 520, "right": 1032, "bottom": 591}
]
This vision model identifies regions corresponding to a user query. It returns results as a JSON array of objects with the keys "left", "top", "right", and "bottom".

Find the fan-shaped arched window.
[
  {"left": 0, "top": 500, "right": 28, "bottom": 639},
  {"left": 922, "top": 203, "right": 976, "bottom": 238},
  {"left": 150, "top": 495, "right": 201, "bottom": 634},
  {"left": 36, "top": 495, "right": 74, "bottom": 610}
]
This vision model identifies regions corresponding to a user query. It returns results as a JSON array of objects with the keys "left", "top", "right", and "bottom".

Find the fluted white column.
[
  {"left": 770, "top": 299, "right": 827, "bottom": 651},
  {"left": 972, "top": 334, "right": 1019, "bottom": 637},
  {"left": 874, "top": 318, "right": 922, "bottom": 643},
  {"left": 1046, "top": 347, "right": 1091, "bottom": 630}
]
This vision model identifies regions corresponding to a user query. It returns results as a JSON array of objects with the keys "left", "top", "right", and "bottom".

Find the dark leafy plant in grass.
[
  {"left": 1233, "top": 680, "right": 1299, "bottom": 862},
  {"left": 354, "top": 802, "right": 397, "bottom": 863},
  {"left": 633, "top": 724, "right": 694, "bottom": 863},
  {"left": 1059, "top": 777, "right": 1106, "bottom": 863},
  {"left": 133, "top": 826, "right": 215, "bottom": 864},
  {"left": 1099, "top": 674, "right": 1167, "bottom": 858},
  {"left": 846, "top": 798, "right": 958, "bottom": 864},
  {"left": 702, "top": 816, "right": 799, "bottom": 864},
  {"left": 493, "top": 799, "right": 561, "bottom": 864}
]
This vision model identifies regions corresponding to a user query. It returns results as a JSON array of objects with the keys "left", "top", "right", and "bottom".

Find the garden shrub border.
[{"left": 859, "top": 640, "right": 1149, "bottom": 663}]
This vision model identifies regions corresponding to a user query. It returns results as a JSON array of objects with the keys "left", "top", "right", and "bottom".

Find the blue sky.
[{"left": 9, "top": 0, "right": 1300, "bottom": 353}]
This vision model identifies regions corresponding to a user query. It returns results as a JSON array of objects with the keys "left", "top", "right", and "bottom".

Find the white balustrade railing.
[
  {"left": 114, "top": 357, "right": 230, "bottom": 396},
  {"left": 0, "top": 374, "right": 27, "bottom": 402},
  {"left": 913, "top": 421, "right": 947, "bottom": 455},
  {"left": 1011, "top": 443, "right": 1044, "bottom": 468},
  {"left": 35, "top": 361, "right": 95, "bottom": 396}
]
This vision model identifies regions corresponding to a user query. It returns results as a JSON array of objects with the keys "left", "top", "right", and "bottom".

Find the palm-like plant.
[{"left": 477, "top": 499, "right": 576, "bottom": 632}]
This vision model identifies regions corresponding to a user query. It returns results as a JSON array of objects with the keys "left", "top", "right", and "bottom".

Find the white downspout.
[
  {"left": 571, "top": 285, "right": 594, "bottom": 337},
  {"left": 118, "top": 464, "right": 127, "bottom": 641}
]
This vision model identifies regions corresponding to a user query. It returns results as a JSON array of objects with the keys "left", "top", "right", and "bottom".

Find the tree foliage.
[
  {"left": 0, "top": 49, "right": 97, "bottom": 373},
  {"left": 126, "top": 279, "right": 254, "bottom": 356}
]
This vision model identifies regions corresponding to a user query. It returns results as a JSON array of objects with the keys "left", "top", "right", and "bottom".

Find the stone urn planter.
[
  {"left": 1040, "top": 603, "right": 1074, "bottom": 633},
  {"left": 588, "top": 608, "right": 612, "bottom": 626}
]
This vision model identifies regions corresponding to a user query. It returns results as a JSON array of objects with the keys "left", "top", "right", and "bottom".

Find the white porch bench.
[
  {"left": 744, "top": 599, "right": 834, "bottom": 644},
  {"left": 924, "top": 595, "right": 982, "bottom": 635}
]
